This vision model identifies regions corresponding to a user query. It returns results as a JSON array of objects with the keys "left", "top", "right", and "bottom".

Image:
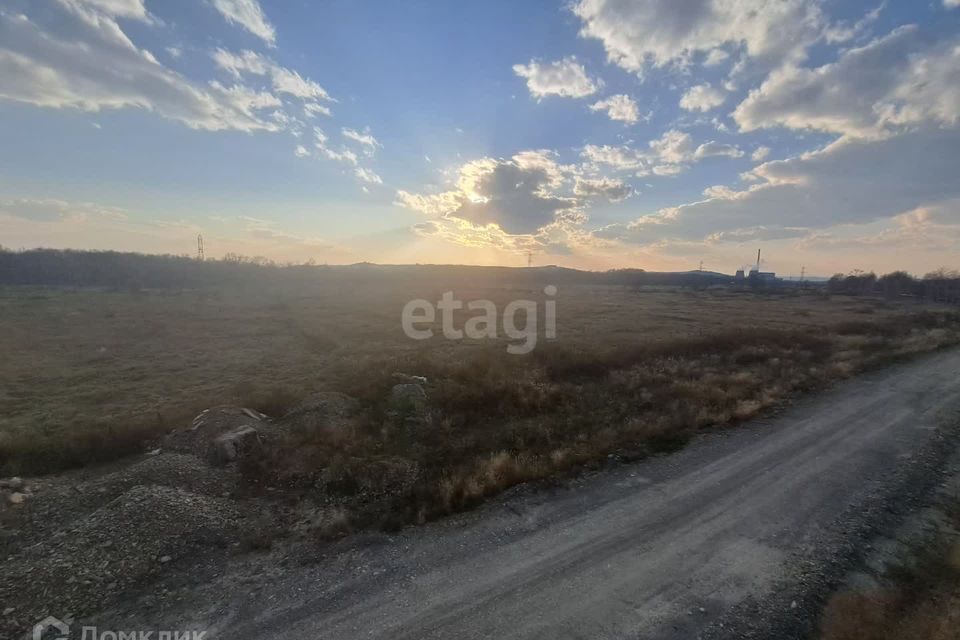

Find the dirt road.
[{"left": 155, "top": 349, "right": 960, "bottom": 639}]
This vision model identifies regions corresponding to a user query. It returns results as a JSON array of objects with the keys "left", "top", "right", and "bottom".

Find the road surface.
[{"left": 189, "top": 349, "right": 960, "bottom": 639}]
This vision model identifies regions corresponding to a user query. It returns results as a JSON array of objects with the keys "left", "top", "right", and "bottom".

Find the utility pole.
[
  {"left": 800, "top": 266, "right": 805, "bottom": 282},
  {"left": 197, "top": 234, "right": 205, "bottom": 261}
]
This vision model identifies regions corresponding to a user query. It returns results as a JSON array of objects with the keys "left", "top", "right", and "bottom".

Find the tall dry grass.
[{"left": 240, "top": 309, "right": 960, "bottom": 531}]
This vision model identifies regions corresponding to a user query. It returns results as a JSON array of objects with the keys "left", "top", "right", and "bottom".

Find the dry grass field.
[
  {"left": 2, "top": 278, "right": 959, "bottom": 528},
  {"left": 3, "top": 274, "right": 960, "bottom": 638}
]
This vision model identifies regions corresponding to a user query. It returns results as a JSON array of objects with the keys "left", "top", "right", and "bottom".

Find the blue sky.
[{"left": 1, "top": 0, "right": 959, "bottom": 276}]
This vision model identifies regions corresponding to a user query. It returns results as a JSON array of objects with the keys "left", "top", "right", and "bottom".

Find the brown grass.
[
  {"left": 2, "top": 283, "right": 960, "bottom": 532},
  {"left": 240, "top": 304, "right": 960, "bottom": 531},
  {"left": 820, "top": 537, "right": 960, "bottom": 640}
]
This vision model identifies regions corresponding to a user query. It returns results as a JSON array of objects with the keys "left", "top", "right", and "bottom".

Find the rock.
[
  {"left": 389, "top": 384, "right": 428, "bottom": 410},
  {"left": 0, "top": 477, "right": 24, "bottom": 491},
  {"left": 278, "top": 392, "right": 360, "bottom": 438},
  {"left": 391, "top": 373, "right": 428, "bottom": 386},
  {"left": 207, "top": 426, "right": 262, "bottom": 466},
  {"left": 159, "top": 555, "right": 172, "bottom": 564},
  {"left": 165, "top": 406, "right": 265, "bottom": 457},
  {"left": 387, "top": 384, "right": 431, "bottom": 433},
  {"left": 7, "top": 492, "right": 27, "bottom": 505},
  {"left": 2, "top": 607, "right": 14, "bottom": 616},
  {"left": 145, "top": 448, "right": 162, "bottom": 457}
]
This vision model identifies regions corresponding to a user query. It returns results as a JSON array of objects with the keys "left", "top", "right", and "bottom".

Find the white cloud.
[
  {"left": 581, "top": 129, "right": 740, "bottom": 177},
  {"left": 704, "top": 49, "right": 730, "bottom": 66},
  {"left": 312, "top": 127, "right": 382, "bottom": 187},
  {"left": 341, "top": 127, "right": 381, "bottom": 154},
  {"left": 823, "top": 3, "right": 884, "bottom": 44},
  {"left": 598, "top": 127, "right": 960, "bottom": 245},
  {"left": 573, "top": 0, "right": 824, "bottom": 73},
  {"left": 395, "top": 190, "right": 463, "bottom": 217},
  {"left": 397, "top": 151, "right": 580, "bottom": 235},
  {"left": 589, "top": 94, "right": 640, "bottom": 123},
  {"left": 0, "top": 3, "right": 292, "bottom": 131},
  {"left": 294, "top": 144, "right": 309, "bottom": 157},
  {"left": 320, "top": 146, "right": 358, "bottom": 166},
  {"left": 0, "top": 198, "right": 127, "bottom": 222},
  {"left": 80, "top": 0, "right": 149, "bottom": 20},
  {"left": 574, "top": 177, "right": 633, "bottom": 202},
  {"left": 751, "top": 146, "right": 771, "bottom": 161},
  {"left": 208, "top": 81, "right": 281, "bottom": 115},
  {"left": 303, "top": 102, "right": 331, "bottom": 118},
  {"left": 0, "top": 4, "right": 280, "bottom": 132},
  {"left": 581, "top": 144, "right": 646, "bottom": 171},
  {"left": 679, "top": 83, "right": 726, "bottom": 112},
  {"left": 210, "top": 0, "right": 276, "bottom": 46},
  {"left": 213, "top": 49, "right": 332, "bottom": 101},
  {"left": 734, "top": 26, "right": 960, "bottom": 138},
  {"left": 647, "top": 129, "right": 694, "bottom": 165},
  {"left": 355, "top": 167, "right": 383, "bottom": 185},
  {"left": 240, "top": 217, "right": 332, "bottom": 249},
  {"left": 513, "top": 57, "right": 601, "bottom": 99},
  {"left": 694, "top": 141, "right": 744, "bottom": 159},
  {"left": 947, "top": 0, "right": 960, "bottom": 8}
]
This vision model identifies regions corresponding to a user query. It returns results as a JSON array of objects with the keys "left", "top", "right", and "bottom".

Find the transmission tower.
[
  {"left": 527, "top": 251, "right": 533, "bottom": 268},
  {"left": 197, "top": 234, "right": 205, "bottom": 261}
]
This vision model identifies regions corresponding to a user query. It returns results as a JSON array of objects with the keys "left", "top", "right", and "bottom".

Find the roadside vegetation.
[
  {"left": 819, "top": 503, "right": 960, "bottom": 640},
  {"left": 241, "top": 310, "right": 960, "bottom": 531}
]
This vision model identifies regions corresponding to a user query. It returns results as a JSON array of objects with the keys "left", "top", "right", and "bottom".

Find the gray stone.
[
  {"left": 207, "top": 426, "right": 262, "bottom": 466},
  {"left": 0, "top": 477, "right": 24, "bottom": 491},
  {"left": 278, "top": 392, "right": 360, "bottom": 438},
  {"left": 387, "top": 384, "right": 431, "bottom": 433},
  {"left": 391, "top": 373, "right": 428, "bottom": 386},
  {"left": 165, "top": 406, "right": 265, "bottom": 456}
]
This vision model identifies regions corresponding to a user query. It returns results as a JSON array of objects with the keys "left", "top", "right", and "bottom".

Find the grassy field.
[{"left": 2, "top": 279, "right": 959, "bottom": 527}]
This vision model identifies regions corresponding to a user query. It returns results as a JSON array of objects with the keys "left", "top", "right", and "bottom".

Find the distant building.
[
  {"left": 735, "top": 269, "right": 745, "bottom": 282},
  {"left": 749, "top": 269, "right": 777, "bottom": 284}
]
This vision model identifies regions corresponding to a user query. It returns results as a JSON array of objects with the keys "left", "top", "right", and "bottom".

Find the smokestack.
[{"left": 756, "top": 248, "right": 761, "bottom": 272}]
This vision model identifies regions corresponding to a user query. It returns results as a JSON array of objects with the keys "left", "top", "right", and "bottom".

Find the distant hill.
[{"left": 0, "top": 248, "right": 737, "bottom": 289}]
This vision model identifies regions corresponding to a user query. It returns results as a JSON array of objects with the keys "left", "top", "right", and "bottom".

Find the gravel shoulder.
[{"left": 75, "top": 347, "right": 960, "bottom": 640}]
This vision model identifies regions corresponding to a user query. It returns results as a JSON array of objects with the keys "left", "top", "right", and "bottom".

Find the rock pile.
[{"left": 0, "top": 485, "right": 239, "bottom": 637}]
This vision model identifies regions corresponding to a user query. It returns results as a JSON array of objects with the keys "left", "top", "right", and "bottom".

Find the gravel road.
[{"left": 136, "top": 348, "right": 960, "bottom": 639}]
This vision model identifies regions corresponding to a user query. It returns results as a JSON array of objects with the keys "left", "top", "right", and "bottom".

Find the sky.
[{"left": 1, "top": 0, "right": 959, "bottom": 277}]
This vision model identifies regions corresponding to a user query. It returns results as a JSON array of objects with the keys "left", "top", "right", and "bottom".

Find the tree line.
[
  {"left": 827, "top": 269, "right": 960, "bottom": 303},
  {"left": 1, "top": 247, "right": 956, "bottom": 302}
]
